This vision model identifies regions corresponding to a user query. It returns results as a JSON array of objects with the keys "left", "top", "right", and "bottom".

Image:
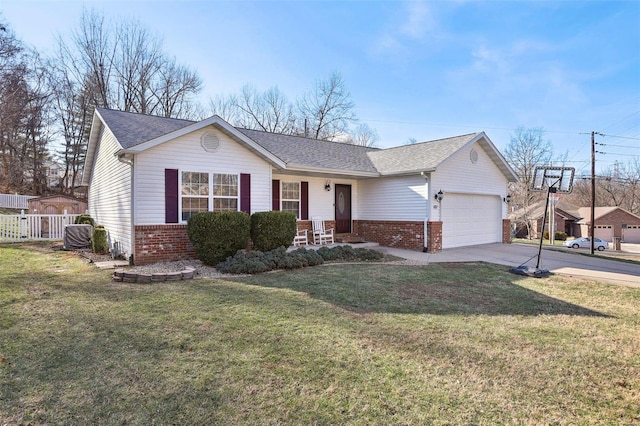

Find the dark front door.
[{"left": 335, "top": 184, "right": 351, "bottom": 233}]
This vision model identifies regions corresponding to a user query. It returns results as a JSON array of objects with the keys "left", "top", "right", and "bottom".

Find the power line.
[
  {"left": 599, "top": 133, "right": 640, "bottom": 141},
  {"left": 596, "top": 151, "right": 640, "bottom": 157},
  {"left": 597, "top": 142, "right": 640, "bottom": 149}
]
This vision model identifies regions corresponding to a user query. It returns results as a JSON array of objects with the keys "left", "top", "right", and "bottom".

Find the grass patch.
[{"left": 1, "top": 243, "right": 639, "bottom": 424}]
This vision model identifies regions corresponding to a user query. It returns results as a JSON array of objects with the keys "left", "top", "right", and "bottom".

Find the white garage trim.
[
  {"left": 440, "top": 193, "right": 502, "bottom": 249},
  {"left": 623, "top": 225, "right": 640, "bottom": 243},
  {"left": 594, "top": 225, "right": 613, "bottom": 242}
]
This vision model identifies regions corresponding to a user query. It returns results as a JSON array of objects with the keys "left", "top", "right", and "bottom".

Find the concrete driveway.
[{"left": 378, "top": 243, "right": 640, "bottom": 287}]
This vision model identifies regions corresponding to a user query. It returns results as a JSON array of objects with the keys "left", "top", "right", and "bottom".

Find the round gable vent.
[{"left": 201, "top": 132, "right": 220, "bottom": 152}]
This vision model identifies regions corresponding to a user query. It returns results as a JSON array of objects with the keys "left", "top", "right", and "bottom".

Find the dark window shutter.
[
  {"left": 165, "top": 169, "right": 179, "bottom": 223},
  {"left": 240, "top": 173, "right": 251, "bottom": 214},
  {"left": 272, "top": 180, "right": 280, "bottom": 211},
  {"left": 301, "top": 181, "right": 309, "bottom": 220}
]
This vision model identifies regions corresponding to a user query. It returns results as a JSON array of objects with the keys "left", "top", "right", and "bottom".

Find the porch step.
[{"left": 335, "top": 233, "right": 367, "bottom": 244}]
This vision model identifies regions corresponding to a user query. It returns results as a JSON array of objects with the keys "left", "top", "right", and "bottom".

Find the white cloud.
[
  {"left": 400, "top": 1, "right": 434, "bottom": 39},
  {"left": 371, "top": 0, "right": 437, "bottom": 59}
]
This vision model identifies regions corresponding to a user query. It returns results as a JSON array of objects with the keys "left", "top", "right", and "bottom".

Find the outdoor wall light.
[
  {"left": 503, "top": 195, "right": 511, "bottom": 204},
  {"left": 434, "top": 190, "right": 444, "bottom": 202},
  {"left": 324, "top": 180, "right": 331, "bottom": 191}
]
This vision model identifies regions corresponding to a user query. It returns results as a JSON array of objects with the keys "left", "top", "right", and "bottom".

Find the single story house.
[
  {"left": 510, "top": 199, "right": 640, "bottom": 243},
  {"left": 82, "top": 108, "right": 518, "bottom": 265}
]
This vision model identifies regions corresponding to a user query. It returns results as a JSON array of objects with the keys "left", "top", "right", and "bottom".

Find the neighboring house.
[
  {"left": 82, "top": 108, "right": 517, "bottom": 264},
  {"left": 43, "top": 160, "right": 63, "bottom": 188},
  {"left": 510, "top": 199, "right": 640, "bottom": 243},
  {"left": 574, "top": 206, "right": 640, "bottom": 243}
]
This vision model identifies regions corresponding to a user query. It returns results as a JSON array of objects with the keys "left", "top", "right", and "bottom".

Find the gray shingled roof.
[
  {"left": 367, "top": 133, "right": 479, "bottom": 174},
  {"left": 97, "top": 108, "right": 194, "bottom": 149},
  {"left": 93, "top": 108, "right": 513, "bottom": 179},
  {"left": 238, "top": 128, "right": 379, "bottom": 173}
]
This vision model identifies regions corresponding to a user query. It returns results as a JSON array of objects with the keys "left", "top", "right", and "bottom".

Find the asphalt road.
[{"left": 380, "top": 243, "right": 640, "bottom": 287}]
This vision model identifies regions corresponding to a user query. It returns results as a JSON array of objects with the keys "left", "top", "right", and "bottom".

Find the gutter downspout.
[
  {"left": 421, "top": 172, "right": 430, "bottom": 252},
  {"left": 117, "top": 152, "right": 135, "bottom": 265}
]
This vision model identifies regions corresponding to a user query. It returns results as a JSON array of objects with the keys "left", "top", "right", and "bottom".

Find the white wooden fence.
[
  {"left": 0, "top": 210, "right": 81, "bottom": 242},
  {"left": 0, "top": 193, "right": 37, "bottom": 209}
]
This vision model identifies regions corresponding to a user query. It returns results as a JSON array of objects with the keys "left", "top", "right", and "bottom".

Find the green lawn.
[{"left": 1, "top": 243, "right": 639, "bottom": 425}]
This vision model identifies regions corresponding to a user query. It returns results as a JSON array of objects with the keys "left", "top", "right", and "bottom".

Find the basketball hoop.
[{"left": 532, "top": 166, "right": 575, "bottom": 193}]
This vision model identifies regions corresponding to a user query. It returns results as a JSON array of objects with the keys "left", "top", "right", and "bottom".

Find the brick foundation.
[
  {"left": 354, "top": 220, "right": 424, "bottom": 250},
  {"left": 134, "top": 225, "right": 196, "bottom": 265},
  {"left": 133, "top": 217, "right": 509, "bottom": 264},
  {"left": 502, "top": 219, "right": 511, "bottom": 244}
]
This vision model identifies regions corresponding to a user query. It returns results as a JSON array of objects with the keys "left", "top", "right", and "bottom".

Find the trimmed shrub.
[
  {"left": 75, "top": 214, "right": 95, "bottom": 226},
  {"left": 543, "top": 230, "right": 568, "bottom": 241},
  {"left": 555, "top": 231, "right": 568, "bottom": 241},
  {"left": 187, "top": 211, "right": 250, "bottom": 266},
  {"left": 251, "top": 211, "right": 297, "bottom": 252},
  {"left": 92, "top": 225, "right": 108, "bottom": 254},
  {"left": 215, "top": 245, "right": 383, "bottom": 275}
]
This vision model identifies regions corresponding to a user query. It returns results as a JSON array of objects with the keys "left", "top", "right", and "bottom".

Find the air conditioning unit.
[{"left": 63, "top": 224, "right": 92, "bottom": 250}]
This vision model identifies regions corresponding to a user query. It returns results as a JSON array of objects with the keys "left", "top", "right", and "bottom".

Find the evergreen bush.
[
  {"left": 187, "top": 211, "right": 250, "bottom": 266},
  {"left": 74, "top": 214, "right": 95, "bottom": 226},
  {"left": 215, "top": 245, "right": 383, "bottom": 275},
  {"left": 91, "top": 225, "right": 108, "bottom": 254},
  {"left": 555, "top": 231, "right": 568, "bottom": 241},
  {"left": 250, "top": 211, "right": 297, "bottom": 252}
]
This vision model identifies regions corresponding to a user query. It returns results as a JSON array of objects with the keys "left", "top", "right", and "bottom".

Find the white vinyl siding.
[
  {"left": 134, "top": 126, "right": 272, "bottom": 224},
  {"left": 357, "top": 176, "right": 429, "bottom": 221},
  {"left": 431, "top": 142, "right": 508, "bottom": 247},
  {"left": 272, "top": 174, "right": 360, "bottom": 220},
  {"left": 87, "top": 126, "right": 132, "bottom": 258}
]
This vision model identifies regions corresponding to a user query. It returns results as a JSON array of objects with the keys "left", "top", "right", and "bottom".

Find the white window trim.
[
  {"left": 179, "top": 170, "right": 240, "bottom": 223},
  {"left": 281, "top": 180, "right": 301, "bottom": 219}
]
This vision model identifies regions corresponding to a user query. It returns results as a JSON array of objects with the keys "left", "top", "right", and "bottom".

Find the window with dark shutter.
[
  {"left": 272, "top": 180, "right": 280, "bottom": 211},
  {"left": 165, "top": 169, "right": 179, "bottom": 223},
  {"left": 301, "top": 181, "right": 309, "bottom": 220},
  {"left": 240, "top": 173, "right": 251, "bottom": 214}
]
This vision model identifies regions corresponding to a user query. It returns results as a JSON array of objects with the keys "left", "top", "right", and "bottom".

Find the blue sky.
[{"left": 1, "top": 0, "right": 639, "bottom": 175}]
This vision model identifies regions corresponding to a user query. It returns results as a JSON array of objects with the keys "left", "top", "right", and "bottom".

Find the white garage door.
[
  {"left": 594, "top": 225, "right": 613, "bottom": 242},
  {"left": 440, "top": 194, "right": 501, "bottom": 249},
  {"left": 623, "top": 225, "right": 640, "bottom": 243}
]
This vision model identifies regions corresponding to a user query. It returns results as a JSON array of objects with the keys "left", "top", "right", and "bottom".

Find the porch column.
[
  {"left": 426, "top": 221, "right": 442, "bottom": 253},
  {"left": 503, "top": 219, "right": 512, "bottom": 244}
]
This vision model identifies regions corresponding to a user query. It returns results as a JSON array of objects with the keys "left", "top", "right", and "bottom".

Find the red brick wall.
[
  {"left": 355, "top": 220, "right": 424, "bottom": 250},
  {"left": 502, "top": 219, "right": 511, "bottom": 243},
  {"left": 427, "top": 221, "right": 442, "bottom": 253},
  {"left": 134, "top": 225, "right": 196, "bottom": 265},
  {"left": 598, "top": 209, "right": 640, "bottom": 238}
]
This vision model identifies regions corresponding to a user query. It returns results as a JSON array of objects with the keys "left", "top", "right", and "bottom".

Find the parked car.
[{"left": 563, "top": 237, "right": 608, "bottom": 251}]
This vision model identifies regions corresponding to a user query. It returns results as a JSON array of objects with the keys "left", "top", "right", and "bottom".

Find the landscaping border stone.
[{"left": 113, "top": 267, "right": 196, "bottom": 283}]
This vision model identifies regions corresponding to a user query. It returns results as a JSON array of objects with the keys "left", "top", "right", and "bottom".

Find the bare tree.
[
  {"left": 48, "top": 9, "right": 203, "bottom": 195},
  {"left": 209, "top": 93, "right": 242, "bottom": 124},
  {"left": 152, "top": 58, "right": 202, "bottom": 118},
  {"left": 297, "top": 71, "right": 357, "bottom": 140},
  {"left": 0, "top": 17, "right": 51, "bottom": 195},
  {"left": 504, "top": 126, "right": 553, "bottom": 238},
  {"left": 343, "top": 123, "right": 379, "bottom": 147},
  {"left": 209, "top": 85, "right": 296, "bottom": 133}
]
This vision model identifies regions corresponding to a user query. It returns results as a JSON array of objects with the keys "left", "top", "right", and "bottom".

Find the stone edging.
[{"left": 112, "top": 267, "right": 196, "bottom": 283}]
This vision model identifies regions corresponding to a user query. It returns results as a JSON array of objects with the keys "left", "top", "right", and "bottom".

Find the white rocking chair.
[
  {"left": 312, "top": 216, "right": 334, "bottom": 245},
  {"left": 293, "top": 228, "right": 308, "bottom": 247}
]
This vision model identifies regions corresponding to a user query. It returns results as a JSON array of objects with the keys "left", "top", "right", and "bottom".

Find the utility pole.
[{"left": 590, "top": 131, "right": 596, "bottom": 255}]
